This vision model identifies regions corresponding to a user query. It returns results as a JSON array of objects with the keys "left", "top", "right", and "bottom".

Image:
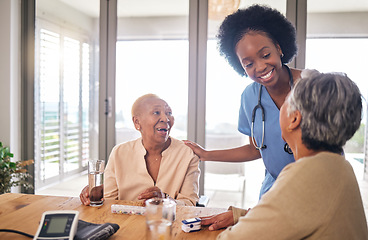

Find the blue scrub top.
[{"left": 238, "top": 82, "right": 295, "bottom": 198}]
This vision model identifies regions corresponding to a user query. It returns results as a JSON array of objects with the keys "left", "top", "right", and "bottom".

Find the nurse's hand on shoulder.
[
  {"left": 183, "top": 140, "right": 209, "bottom": 161},
  {"left": 201, "top": 210, "right": 234, "bottom": 231}
]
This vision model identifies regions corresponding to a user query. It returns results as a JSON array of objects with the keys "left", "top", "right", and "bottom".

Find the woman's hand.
[
  {"left": 80, "top": 185, "right": 90, "bottom": 205},
  {"left": 183, "top": 140, "right": 209, "bottom": 161},
  {"left": 138, "top": 186, "right": 165, "bottom": 201},
  {"left": 200, "top": 210, "right": 234, "bottom": 231}
]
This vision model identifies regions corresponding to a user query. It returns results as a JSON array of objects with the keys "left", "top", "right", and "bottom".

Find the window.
[
  {"left": 34, "top": 20, "right": 92, "bottom": 188},
  {"left": 115, "top": 0, "right": 189, "bottom": 145},
  {"left": 115, "top": 40, "right": 188, "bottom": 144},
  {"left": 306, "top": 38, "right": 368, "bottom": 179}
]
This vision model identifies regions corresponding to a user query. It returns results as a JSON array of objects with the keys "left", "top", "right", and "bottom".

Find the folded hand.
[{"left": 138, "top": 186, "right": 164, "bottom": 201}]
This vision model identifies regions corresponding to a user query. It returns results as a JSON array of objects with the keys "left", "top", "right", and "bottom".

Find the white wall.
[
  {"left": 118, "top": 16, "right": 188, "bottom": 40},
  {"left": 308, "top": 12, "right": 368, "bottom": 37},
  {"left": 0, "top": 0, "right": 21, "bottom": 161}
]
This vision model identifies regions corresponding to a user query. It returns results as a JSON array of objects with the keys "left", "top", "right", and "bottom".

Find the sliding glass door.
[
  {"left": 306, "top": 0, "right": 368, "bottom": 180},
  {"left": 115, "top": 1, "right": 189, "bottom": 144}
]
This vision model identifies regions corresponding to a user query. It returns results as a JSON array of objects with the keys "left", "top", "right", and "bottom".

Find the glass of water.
[
  {"left": 88, "top": 159, "right": 105, "bottom": 207},
  {"left": 145, "top": 198, "right": 176, "bottom": 240}
]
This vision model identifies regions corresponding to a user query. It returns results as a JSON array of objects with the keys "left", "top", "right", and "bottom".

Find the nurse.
[{"left": 184, "top": 4, "right": 303, "bottom": 198}]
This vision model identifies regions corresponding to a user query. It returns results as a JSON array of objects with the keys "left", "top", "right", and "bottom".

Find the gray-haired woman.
[{"left": 203, "top": 70, "right": 368, "bottom": 239}]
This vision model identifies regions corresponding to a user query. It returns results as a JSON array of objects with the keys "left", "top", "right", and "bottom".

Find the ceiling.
[{"left": 58, "top": 0, "right": 368, "bottom": 18}]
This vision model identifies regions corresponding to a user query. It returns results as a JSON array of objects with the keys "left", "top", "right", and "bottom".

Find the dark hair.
[{"left": 217, "top": 4, "right": 298, "bottom": 76}]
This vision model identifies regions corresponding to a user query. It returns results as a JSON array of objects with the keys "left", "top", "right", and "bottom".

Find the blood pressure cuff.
[{"left": 75, "top": 219, "right": 120, "bottom": 240}]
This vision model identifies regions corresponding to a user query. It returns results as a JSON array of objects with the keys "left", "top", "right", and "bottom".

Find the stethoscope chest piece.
[{"left": 284, "top": 143, "right": 293, "bottom": 154}]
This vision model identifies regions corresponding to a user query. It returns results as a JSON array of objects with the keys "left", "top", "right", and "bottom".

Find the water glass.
[
  {"left": 145, "top": 198, "right": 176, "bottom": 240},
  {"left": 88, "top": 159, "right": 105, "bottom": 207}
]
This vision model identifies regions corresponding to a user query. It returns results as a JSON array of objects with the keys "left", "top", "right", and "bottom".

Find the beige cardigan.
[
  {"left": 218, "top": 152, "right": 368, "bottom": 240},
  {"left": 104, "top": 137, "right": 200, "bottom": 206}
]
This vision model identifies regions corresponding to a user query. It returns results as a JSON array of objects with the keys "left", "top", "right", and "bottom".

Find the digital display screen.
[{"left": 46, "top": 216, "right": 68, "bottom": 234}]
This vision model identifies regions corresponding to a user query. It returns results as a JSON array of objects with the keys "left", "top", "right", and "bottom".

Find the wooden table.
[{"left": 0, "top": 193, "right": 227, "bottom": 239}]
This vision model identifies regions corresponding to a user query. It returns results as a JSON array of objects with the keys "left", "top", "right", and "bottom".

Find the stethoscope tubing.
[{"left": 251, "top": 85, "right": 266, "bottom": 150}]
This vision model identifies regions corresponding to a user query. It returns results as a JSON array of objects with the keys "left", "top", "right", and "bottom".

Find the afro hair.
[{"left": 217, "top": 4, "right": 298, "bottom": 76}]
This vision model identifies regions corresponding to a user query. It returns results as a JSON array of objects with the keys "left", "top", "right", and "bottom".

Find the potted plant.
[{"left": 0, "top": 142, "right": 34, "bottom": 194}]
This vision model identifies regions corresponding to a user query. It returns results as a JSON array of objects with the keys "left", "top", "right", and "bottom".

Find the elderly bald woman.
[
  {"left": 80, "top": 94, "right": 200, "bottom": 206},
  {"left": 204, "top": 70, "right": 368, "bottom": 239}
]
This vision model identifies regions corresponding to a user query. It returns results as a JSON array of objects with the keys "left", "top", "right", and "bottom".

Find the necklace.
[{"left": 145, "top": 155, "right": 161, "bottom": 162}]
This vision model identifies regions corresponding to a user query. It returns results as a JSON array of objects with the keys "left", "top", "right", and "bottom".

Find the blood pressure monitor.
[{"left": 33, "top": 210, "right": 79, "bottom": 240}]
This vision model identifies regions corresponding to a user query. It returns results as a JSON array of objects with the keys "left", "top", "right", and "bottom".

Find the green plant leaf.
[
  {"left": 0, "top": 141, "right": 32, "bottom": 194},
  {"left": 9, "top": 162, "right": 16, "bottom": 169}
]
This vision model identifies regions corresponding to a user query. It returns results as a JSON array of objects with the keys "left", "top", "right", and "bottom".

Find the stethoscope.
[{"left": 251, "top": 64, "right": 294, "bottom": 155}]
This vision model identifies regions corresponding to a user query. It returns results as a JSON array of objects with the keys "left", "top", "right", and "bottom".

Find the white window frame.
[{"left": 34, "top": 18, "right": 91, "bottom": 189}]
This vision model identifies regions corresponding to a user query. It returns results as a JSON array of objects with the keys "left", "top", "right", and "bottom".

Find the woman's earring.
[{"left": 281, "top": 53, "right": 284, "bottom": 58}]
